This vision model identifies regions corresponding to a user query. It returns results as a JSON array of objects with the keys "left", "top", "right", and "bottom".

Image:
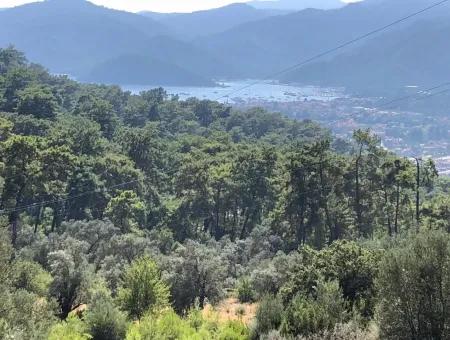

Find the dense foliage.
[{"left": 1, "top": 47, "right": 449, "bottom": 339}]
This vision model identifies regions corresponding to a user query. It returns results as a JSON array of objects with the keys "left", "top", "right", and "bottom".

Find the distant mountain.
[
  {"left": 140, "top": 3, "right": 290, "bottom": 39},
  {"left": 249, "top": 0, "right": 345, "bottom": 11},
  {"left": 83, "top": 55, "right": 213, "bottom": 86},
  {"left": 137, "top": 36, "right": 237, "bottom": 79},
  {"left": 198, "top": 0, "right": 450, "bottom": 83},
  {"left": 283, "top": 18, "right": 450, "bottom": 94},
  {"left": 0, "top": 0, "right": 223, "bottom": 85},
  {"left": 0, "top": 0, "right": 167, "bottom": 74},
  {"left": 2, "top": 0, "right": 449, "bottom": 91},
  {"left": 81, "top": 35, "right": 237, "bottom": 83}
]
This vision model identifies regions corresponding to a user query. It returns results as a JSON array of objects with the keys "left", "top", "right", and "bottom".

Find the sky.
[{"left": 0, "top": 0, "right": 358, "bottom": 13}]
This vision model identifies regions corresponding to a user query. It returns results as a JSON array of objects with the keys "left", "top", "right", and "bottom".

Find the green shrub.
[
  {"left": 377, "top": 231, "right": 450, "bottom": 340},
  {"left": 0, "top": 288, "right": 57, "bottom": 340},
  {"left": 154, "top": 310, "right": 188, "bottom": 339},
  {"left": 281, "top": 280, "right": 348, "bottom": 337},
  {"left": 280, "top": 241, "right": 380, "bottom": 318},
  {"left": 252, "top": 294, "right": 283, "bottom": 338},
  {"left": 187, "top": 306, "right": 220, "bottom": 336},
  {"left": 260, "top": 330, "right": 286, "bottom": 340},
  {"left": 166, "top": 241, "right": 226, "bottom": 312},
  {"left": 218, "top": 320, "right": 249, "bottom": 340},
  {"left": 11, "top": 260, "right": 52, "bottom": 296},
  {"left": 125, "top": 308, "right": 249, "bottom": 340},
  {"left": 117, "top": 256, "right": 170, "bottom": 319},
  {"left": 296, "top": 322, "right": 379, "bottom": 340},
  {"left": 126, "top": 309, "right": 202, "bottom": 340},
  {"left": 48, "top": 315, "right": 91, "bottom": 340},
  {"left": 126, "top": 314, "right": 158, "bottom": 340},
  {"left": 187, "top": 306, "right": 206, "bottom": 332},
  {"left": 85, "top": 295, "right": 128, "bottom": 340},
  {"left": 237, "top": 278, "right": 255, "bottom": 303}
]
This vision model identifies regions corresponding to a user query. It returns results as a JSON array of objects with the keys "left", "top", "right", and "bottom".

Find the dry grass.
[
  {"left": 69, "top": 304, "right": 88, "bottom": 318},
  {"left": 202, "top": 298, "right": 258, "bottom": 326}
]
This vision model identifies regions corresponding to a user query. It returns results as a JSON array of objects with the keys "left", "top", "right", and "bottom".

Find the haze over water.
[{"left": 123, "top": 80, "right": 345, "bottom": 103}]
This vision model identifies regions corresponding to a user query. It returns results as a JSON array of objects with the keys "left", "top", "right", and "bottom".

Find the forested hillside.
[{"left": 1, "top": 47, "right": 450, "bottom": 340}]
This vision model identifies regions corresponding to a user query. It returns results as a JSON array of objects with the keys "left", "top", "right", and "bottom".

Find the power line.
[
  {"left": 0, "top": 168, "right": 109, "bottom": 187},
  {"left": 215, "top": 0, "right": 450, "bottom": 101},
  {"left": 0, "top": 179, "right": 141, "bottom": 215},
  {"left": 378, "top": 82, "right": 450, "bottom": 109},
  {"left": 422, "top": 87, "right": 450, "bottom": 99}
]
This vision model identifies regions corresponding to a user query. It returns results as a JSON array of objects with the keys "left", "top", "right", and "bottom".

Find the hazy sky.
[{"left": 0, "top": 0, "right": 358, "bottom": 13}]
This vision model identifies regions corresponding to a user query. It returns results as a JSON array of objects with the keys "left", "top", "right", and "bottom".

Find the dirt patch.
[{"left": 202, "top": 298, "right": 258, "bottom": 326}]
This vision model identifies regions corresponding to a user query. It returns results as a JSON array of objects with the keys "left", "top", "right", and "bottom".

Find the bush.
[
  {"left": 126, "top": 314, "right": 158, "bottom": 340},
  {"left": 280, "top": 241, "right": 380, "bottom": 318},
  {"left": 260, "top": 330, "right": 286, "bottom": 340},
  {"left": 165, "top": 241, "right": 226, "bottom": 312},
  {"left": 117, "top": 256, "right": 170, "bottom": 319},
  {"left": 125, "top": 307, "right": 249, "bottom": 340},
  {"left": 252, "top": 295, "right": 283, "bottom": 338},
  {"left": 11, "top": 260, "right": 52, "bottom": 296},
  {"left": 259, "top": 330, "right": 286, "bottom": 340},
  {"left": 377, "top": 231, "right": 450, "bottom": 340},
  {"left": 281, "top": 280, "right": 348, "bottom": 337},
  {"left": 237, "top": 278, "right": 255, "bottom": 303},
  {"left": 126, "top": 309, "right": 202, "bottom": 340},
  {"left": 152, "top": 310, "right": 189, "bottom": 339},
  {"left": 0, "top": 288, "right": 57, "bottom": 340},
  {"left": 85, "top": 295, "right": 128, "bottom": 340},
  {"left": 249, "top": 252, "right": 299, "bottom": 298},
  {"left": 217, "top": 320, "right": 249, "bottom": 340},
  {"left": 296, "top": 322, "right": 379, "bottom": 340},
  {"left": 48, "top": 315, "right": 91, "bottom": 340}
]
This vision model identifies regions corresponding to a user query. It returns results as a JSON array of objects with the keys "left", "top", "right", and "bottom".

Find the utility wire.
[
  {"left": 377, "top": 82, "right": 450, "bottom": 109},
  {"left": 215, "top": 0, "right": 450, "bottom": 101},
  {"left": 0, "top": 179, "right": 141, "bottom": 215},
  {"left": 421, "top": 87, "right": 450, "bottom": 99},
  {"left": 0, "top": 168, "right": 109, "bottom": 187}
]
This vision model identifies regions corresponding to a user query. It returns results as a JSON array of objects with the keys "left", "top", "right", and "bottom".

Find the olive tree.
[{"left": 377, "top": 230, "right": 450, "bottom": 340}]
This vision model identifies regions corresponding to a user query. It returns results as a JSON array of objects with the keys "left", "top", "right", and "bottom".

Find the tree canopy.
[{"left": 0, "top": 47, "right": 449, "bottom": 340}]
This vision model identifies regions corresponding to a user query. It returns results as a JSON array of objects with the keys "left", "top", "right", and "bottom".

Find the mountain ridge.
[
  {"left": 0, "top": 0, "right": 223, "bottom": 85},
  {"left": 2, "top": 0, "right": 450, "bottom": 92},
  {"left": 140, "top": 3, "right": 290, "bottom": 39},
  {"left": 283, "top": 17, "right": 450, "bottom": 94},
  {"left": 197, "top": 0, "right": 450, "bottom": 91},
  {"left": 249, "top": 0, "right": 345, "bottom": 11}
]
